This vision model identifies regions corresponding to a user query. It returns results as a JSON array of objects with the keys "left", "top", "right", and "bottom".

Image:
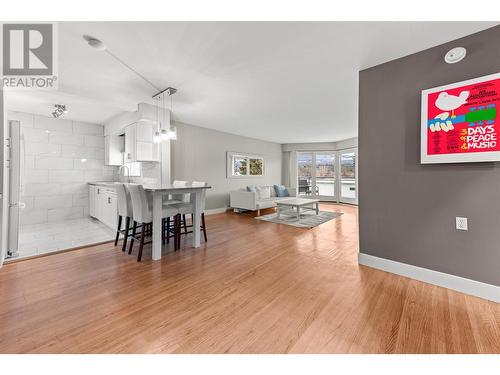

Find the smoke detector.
[{"left": 444, "top": 47, "right": 466, "bottom": 64}]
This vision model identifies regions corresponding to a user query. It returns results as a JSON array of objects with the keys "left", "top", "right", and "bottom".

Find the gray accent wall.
[
  {"left": 359, "top": 25, "right": 500, "bottom": 286},
  {"left": 171, "top": 121, "right": 282, "bottom": 210}
]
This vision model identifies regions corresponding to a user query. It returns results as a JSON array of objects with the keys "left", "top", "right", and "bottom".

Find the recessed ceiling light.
[
  {"left": 444, "top": 47, "right": 466, "bottom": 64},
  {"left": 83, "top": 35, "right": 106, "bottom": 51}
]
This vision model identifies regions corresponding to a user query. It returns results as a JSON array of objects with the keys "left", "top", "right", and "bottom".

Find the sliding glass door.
[
  {"left": 297, "top": 152, "right": 314, "bottom": 197},
  {"left": 315, "top": 152, "right": 336, "bottom": 201},
  {"left": 296, "top": 148, "right": 357, "bottom": 204},
  {"left": 339, "top": 149, "right": 357, "bottom": 204}
]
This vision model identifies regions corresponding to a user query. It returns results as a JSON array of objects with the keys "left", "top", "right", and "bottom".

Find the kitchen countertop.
[{"left": 87, "top": 181, "right": 120, "bottom": 188}]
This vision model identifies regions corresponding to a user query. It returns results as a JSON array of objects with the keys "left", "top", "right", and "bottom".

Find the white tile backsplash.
[
  {"left": 84, "top": 135, "right": 105, "bottom": 148},
  {"left": 23, "top": 128, "right": 49, "bottom": 143},
  {"left": 73, "top": 158, "right": 104, "bottom": 170},
  {"left": 73, "top": 121, "right": 104, "bottom": 135},
  {"left": 24, "top": 183, "right": 61, "bottom": 196},
  {"left": 61, "top": 144, "right": 97, "bottom": 159},
  {"left": 25, "top": 155, "right": 35, "bottom": 169},
  {"left": 49, "top": 170, "right": 84, "bottom": 183},
  {"left": 25, "top": 142, "right": 61, "bottom": 156},
  {"left": 49, "top": 131, "right": 84, "bottom": 146},
  {"left": 35, "top": 194, "right": 73, "bottom": 209},
  {"left": 9, "top": 112, "right": 119, "bottom": 225},
  {"left": 24, "top": 169, "right": 49, "bottom": 183},
  {"left": 84, "top": 170, "right": 116, "bottom": 182},
  {"left": 60, "top": 183, "right": 87, "bottom": 195},
  {"left": 36, "top": 156, "right": 74, "bottom": 170},
  {"left": 35, "top": 116, "right": 72, "bottom": 133}
]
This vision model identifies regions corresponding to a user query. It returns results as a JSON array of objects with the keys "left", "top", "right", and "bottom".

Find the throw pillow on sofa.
[
  {"left": 256, "top": 186, "right": 271, "bottom": 199},
  {"left": 273, "top": 185, "right": 289, "bottom": 197},
  {"left": 246, "top": 185, "right": 257, "bottom": 192}
]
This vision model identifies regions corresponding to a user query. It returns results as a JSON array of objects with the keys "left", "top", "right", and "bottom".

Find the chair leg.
[
  {"left": 137, "top": 224, "right": 146, "bottom": 262},
  {"left": 114, "top": 215, "right": 122, "bottom": 246},
  {"left": 174, "top": 214, "right": 181, "bottom": 251},
  {"left": 166, "top": 217, "right": 170, "bottom": 244},
  {"left": 182, "top": 214, "right": 188, "bottom": 234},
  {"left": 202, "top": 213, "right": 207, "bottom": 242},
  {"left": 162, "top": 218, "right": 166, "bottom": 245},
  {"left": 122, "top": 216, "right": 130, "bottom": 252},
  {"left": 128, "top": 221, "right": 137, "bottom": 254}
]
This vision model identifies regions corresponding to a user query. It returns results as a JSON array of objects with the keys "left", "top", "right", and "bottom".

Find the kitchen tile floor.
[{"left": 16, "top": 217, "right": 115, "bottom": 259}]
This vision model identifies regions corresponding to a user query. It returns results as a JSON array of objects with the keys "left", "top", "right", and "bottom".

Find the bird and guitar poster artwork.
[{"left": 421, "top": 72, "right": 500, "bottom": 163}]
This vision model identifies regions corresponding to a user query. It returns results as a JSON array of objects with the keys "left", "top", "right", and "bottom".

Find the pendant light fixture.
[
  {"left": 84, "top": 34, "right": 178, "bottom": 142},
  {"left": 152, "top": 87, "right": 177, "bottom": 143}
]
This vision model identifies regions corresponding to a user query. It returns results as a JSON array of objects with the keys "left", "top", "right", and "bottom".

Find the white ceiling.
[{"left": 7, "top": 22, "right": 498, "bottom": 143}]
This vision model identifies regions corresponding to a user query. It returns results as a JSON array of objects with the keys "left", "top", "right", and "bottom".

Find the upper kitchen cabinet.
[
  {"left": 124, "top": 122, "right": 159, "bottom": 162},
  {"left": 104, "top": 134, "right": 124, "bottom": 166},
  {"left": 104, "top": 103, "right": 168, "bottom": 163}
]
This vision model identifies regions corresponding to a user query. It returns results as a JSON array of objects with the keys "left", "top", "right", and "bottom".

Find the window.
[
  {"left": 233, "top": 156, "right": 247, "bottom": 176},
  {"left": 227, "top": 152, "right": 265, "bottom": 178},
  {"left": 249, "top": 158, "right": 263, "bottom": 175}
]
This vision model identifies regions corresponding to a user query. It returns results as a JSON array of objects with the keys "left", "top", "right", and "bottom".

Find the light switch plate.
[{"left": 456, "top": 217, "right": 468, "bottom": 231}]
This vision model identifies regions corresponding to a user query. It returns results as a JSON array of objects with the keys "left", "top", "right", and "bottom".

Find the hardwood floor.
[{"left": 0, "top": 204, "right": 499, "bottom": 353}]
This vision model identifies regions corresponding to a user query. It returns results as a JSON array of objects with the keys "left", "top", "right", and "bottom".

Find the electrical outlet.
[{"left": 456, "top": 217, "right": 468, "bottom": 231}]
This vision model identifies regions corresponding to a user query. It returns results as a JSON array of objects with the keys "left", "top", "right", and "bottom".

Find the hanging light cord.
[{"left": 105, "top": 49, "right": 161, "bottom": 92}]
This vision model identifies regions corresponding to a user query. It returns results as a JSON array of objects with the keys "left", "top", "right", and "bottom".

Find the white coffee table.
[{"left": 276, "top": 198, "right": 320, "bottom": 221}]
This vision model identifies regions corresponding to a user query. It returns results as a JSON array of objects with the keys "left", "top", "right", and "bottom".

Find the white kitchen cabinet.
[
  {"left": 89, "top": 185, "right": 118, "bottom": 230},
  {"left": 136, "top": 121, "right": 154, "bottom": 142},
  {"left": 124, "top": 122, "right": 159, "bottom": 163},
  {"left": 89, "top": 185, "right": 96, "bottom": 217},
  {"left": 101, "top": 190, "right": 118, "bottom": 229},
  {"left": 124, "top": 125, "right": 135, "bottom": 163},
  {"left": 105, "top": 135, "right": 124, "bottom": 166}
]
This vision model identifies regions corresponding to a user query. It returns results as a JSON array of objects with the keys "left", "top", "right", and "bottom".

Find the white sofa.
[{"left": 230, "top": 185, "right": 297, "bottom": 216}]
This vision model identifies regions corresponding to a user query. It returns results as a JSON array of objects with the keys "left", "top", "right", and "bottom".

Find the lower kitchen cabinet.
[{"left": 89, "top": 185, "right": 118, "bottom": 230}]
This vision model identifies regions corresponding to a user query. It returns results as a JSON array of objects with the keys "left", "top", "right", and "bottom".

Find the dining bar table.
[{"left": 144, "top": 184, "right": 211, "bottom": 261}]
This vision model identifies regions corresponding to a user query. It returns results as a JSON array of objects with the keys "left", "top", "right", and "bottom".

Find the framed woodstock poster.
[{"left": 421, "top": 72, "right": 500, "bottom": 164}]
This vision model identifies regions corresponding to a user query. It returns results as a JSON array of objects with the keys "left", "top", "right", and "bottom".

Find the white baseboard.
[
  {"left": 358, "top": 253, "right": 500, "bottom": 303},
  {"left": 205, "top": 207, "right": 229, "bottom": 215}
]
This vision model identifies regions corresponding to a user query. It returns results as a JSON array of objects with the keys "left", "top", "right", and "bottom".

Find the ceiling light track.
[
  {"left": 83, "top": 34, "right": 177, "bottom": 142},
  {"left": 83, "top": 34, "right": 161, "bottom": 92},
  {"left": 104, "top": 49, "right": 161, "bottom": 92}
]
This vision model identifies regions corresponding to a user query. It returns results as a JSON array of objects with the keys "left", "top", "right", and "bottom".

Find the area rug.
[{"left": 255, "top": 210, "right": 343, "bottom": 228}]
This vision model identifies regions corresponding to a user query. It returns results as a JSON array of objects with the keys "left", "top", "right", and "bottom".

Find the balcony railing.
[{"left": 298, "top": 178, "right": 355, "bottom": 199}]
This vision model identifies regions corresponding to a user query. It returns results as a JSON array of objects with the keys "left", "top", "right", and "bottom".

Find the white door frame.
[
  {"left": 338, "top": 148, "right": 358, "bottom": 205},
  {"left": 0, "top": 90, "right": 8, "bottom": 267},
  {"left": 296, "top": 148, "right": 358, "bottom": 205}
]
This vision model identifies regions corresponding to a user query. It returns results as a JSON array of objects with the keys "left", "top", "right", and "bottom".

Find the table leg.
[
  {"left": 316, "top": 202, "right": 319, "bottom": 215},
  {"left": 192, "top": 190, "right": 202, "bottom": 248},
  {"left": 296, "top": 205, "right": 300, "bottom": 221},
  {"left": 152, "top": 191, "right": 162, "bottom": 261},
  {"left": 277, "top": 205, "right": 281, "bottom": 219}
]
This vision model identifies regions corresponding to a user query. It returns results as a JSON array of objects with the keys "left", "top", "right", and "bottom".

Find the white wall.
[
  {"left": 8, "top": 111, "right": 117, "bottom": 225},
  {"left": 171, "top": 121, "right": 282, "bottom": 210}
]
